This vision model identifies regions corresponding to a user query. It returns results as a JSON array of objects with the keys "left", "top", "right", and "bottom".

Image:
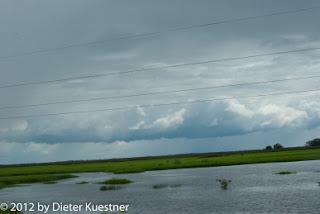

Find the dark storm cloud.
[{"left": 0, "top": 0, "right": 320, "bottom": 163}]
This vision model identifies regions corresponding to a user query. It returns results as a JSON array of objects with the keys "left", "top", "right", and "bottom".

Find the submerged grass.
[
  {"left": 76, "top": 181, "right": 89, "bottom": 184},
  {"left": 0, "top": 210, "right": 22, "bottom": 214},
  {"left": 275, "top": 171, "right": 296, "bottom": 175},
  {"left": 0, "top": 174, "right": 77, "bottom": 189},
  {"left": 42, "top": 181, "right": 57, "bottom": 184},
  {"left": 99, "top": 178, "right": 132, "bottom": 185},
  {"left": 100, "top": 185, "right": 121, "bottom": 191},
  {"left": 152, "top": 184, "right": 168, "bottom": 189},
  {"left": 152, "top": 184, "right": 182, "bottom": 189}
]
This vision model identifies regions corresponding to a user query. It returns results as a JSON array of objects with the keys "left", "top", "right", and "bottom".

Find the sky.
[{"left": 0, "top": 0, "right": 320, "bottom": 164}]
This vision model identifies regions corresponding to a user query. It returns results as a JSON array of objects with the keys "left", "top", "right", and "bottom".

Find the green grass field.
[
  {"left": 0, "top": 210, "right": 22, "bottom": 214},
  {"left": 0, "top": 147, "right": 319, "bottom": 189},
  {"left": 0, "top": 174, "right": 77, "bottom": 189}
]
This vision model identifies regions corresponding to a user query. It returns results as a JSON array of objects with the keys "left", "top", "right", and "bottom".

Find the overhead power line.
[
  {"left": 1, "top": 47, "right": 320, "bottom": 89},
  {"left": 0, "top": 74, "right": 320, "bottom": 110},
  {"left": 0, "top": 87, "right": 319, "bottom": 120},
  {"left": 0, "top": 5, "right": 319, "bottom": 61}
]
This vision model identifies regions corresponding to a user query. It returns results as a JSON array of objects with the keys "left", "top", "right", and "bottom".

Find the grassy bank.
[
  {"left": 0, "top": 147, "right": 319, "bottom": 189},
  {"left": 0, "top": 210, "right": 22, "bottom": 214},
  {"left": 0, "top": 174, "right": 77, "bottom": 189}
]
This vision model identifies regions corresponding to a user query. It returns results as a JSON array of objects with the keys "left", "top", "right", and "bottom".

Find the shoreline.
[{"left": 0, "top": 147, "right": 319, "bottom": 189}]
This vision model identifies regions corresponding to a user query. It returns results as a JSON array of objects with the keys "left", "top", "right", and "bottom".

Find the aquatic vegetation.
[
  {"left": 99, "top": 178, "right": 132, "bottom": 185},
  {"left": 169, "top": 184, "right": 182, "bottom": 188},
  {"left": 0, "top": 147, "right": 319, "bottom": 190},
  {"left": 152, "top": 183, "right": 182, "bottom": 189},
  {"left": 0, "top": 209, "right": 22, "bottom": 213},
  {"left": 152, "top": 184, "right": 168, "bottom": 189},
  {"left": 100, "top": 185, "right": 121, "bottom": 191},
  {"left": 0, "top": 174, "right": 77, "bottom": 189},
  {"left": 216, "top": 179, "right": 231, "bottom": 190},
  {"left": 275, "top": 171, "right": 296, "bottom": 175},
  {"left": 76, "top": 181, "right": 89, "bottom": 184},
  {"left": 43, "top": 181, "right": 57, "bottom": 184}
]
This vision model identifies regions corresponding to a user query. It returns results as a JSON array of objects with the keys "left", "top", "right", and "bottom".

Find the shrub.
[{"left": 265, "top": 145, "right": 273, "bottom": 151}]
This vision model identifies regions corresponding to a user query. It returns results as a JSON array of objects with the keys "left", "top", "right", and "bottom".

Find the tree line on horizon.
[
  {"left": 305, "top": 138, "right": 320, "bottom": 147},
  {"left": 265, "top": 138, "right": 320, "bottom": 151}
]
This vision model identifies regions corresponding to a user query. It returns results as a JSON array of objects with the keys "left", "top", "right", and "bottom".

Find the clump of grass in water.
[
  {"left": 99, "top": 178, "right": 132, "bottom": 185},
  {"left": 152, "top": 184, "right": 182, "bottom": 189},
  {"left": 275, "top": 171, "right": 296, "bottom": 175},
  {"left": 216, "top": 179, "right": 231, "bottom": 190},
  {"left": 152, "top": 184, "right": 168, "bottom": 189},
  {"left": 100, "top": 185, "right": 121, "bottom": 191},
  {"left": 76, "top": 181, "right": 88, "bottom": 184},
  {"left": 169, "top": 184, "right": 182, "bottom": 188},
  {"left": 43, "top": 181, "right": 57, "bottom": 184}
]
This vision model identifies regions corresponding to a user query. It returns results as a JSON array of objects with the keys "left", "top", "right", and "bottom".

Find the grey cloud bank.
[{"left": 1, "top": 99, "right": 319, "bottom": 143}]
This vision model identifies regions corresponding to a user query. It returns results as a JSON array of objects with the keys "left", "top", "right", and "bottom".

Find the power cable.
[
  {"left": 0, "top": 74, "right": 319, "bottom": 110},
  {"left": 1, "top": 47, "right": 319, "bottom": 89},
  {"left": 0, "top": 87, "right": 319, "bottom": 120}
]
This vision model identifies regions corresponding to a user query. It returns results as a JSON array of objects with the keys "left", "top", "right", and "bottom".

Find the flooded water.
[{"left": 1, "top": 160, "right": 319, "bottom": 214}]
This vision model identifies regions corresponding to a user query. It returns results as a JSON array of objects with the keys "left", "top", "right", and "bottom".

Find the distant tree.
[
  {"left": 265, "top": 145, "right": 273, "bottom": 151},
  {"left": 273, "top": 143, "right": 283, "bottom": 150},
  {"left": 306, "top": 138, "right": 320, "bottom": 147}
]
